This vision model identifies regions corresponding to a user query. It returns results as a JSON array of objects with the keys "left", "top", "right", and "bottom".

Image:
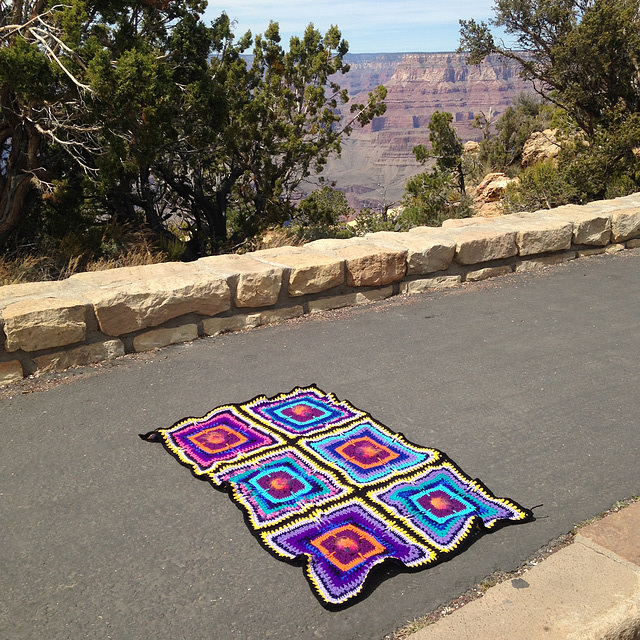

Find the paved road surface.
[{"left": 2, "top": 250, "right": 640, "bottom": 640}]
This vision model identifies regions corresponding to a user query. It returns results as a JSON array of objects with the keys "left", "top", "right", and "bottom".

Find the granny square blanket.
[{"left": 142, "top": 386, "right": 531, "bottom": 606}]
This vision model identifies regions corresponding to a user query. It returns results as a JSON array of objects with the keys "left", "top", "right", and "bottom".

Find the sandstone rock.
[
  {"left": 2, "top": 298, "right": 87, "bottom": 352},
  {"left": 258, "top": 306, "right": 304, "bottom": 325},
  {"left": 605, "top": 243, "right": 625, "bottom": 254},
  {"left": 0, "top": 280, "right": 78, "bottom": 311},
  {"left": 463, "top": 141, "right": 480, "bottom": 154},
  {"left": 474, "top": 172, "right": 515, "bottom": 203},
  {"left": 133, "top": 324, "right": 198, "bottom": 352},
  {"left": 306, "top": 239, "right": 406, "bottom": 287},
  {"left": 545, "top": 205, "right": 612, "bottom": 245},
  {"left": 364, "top": 231, "right": 456, "bottom": 275},
  {"left": 399, "top": 276, "right": 462, "bottom": 294},
  {"left": 72, "top": 263, "right": 231, "bottom": 336},
  {"left": 355, "top": 287, "right": 394, "bottom": 304},
  {"left": 33, "top": 339, "right": 124, "bottom": 373},
  {"left": 0, "top": 360, "right": 23, "bottom": 385},
  {"left": 308, "top": 293, "right": 356, "bottom": 313},
  {"left": 334, "top": 244, "right": 406, "bottom": 287},
  {"left": 471, "top": 173, "right": 520, "bottom": 218},
  {"left": 303, "top": 238, "right": 354, "bottom": 252},
  {"left": 202, "top": 314, "right": 261, "bottom": 336},
  {"left": 515, "top": 251, "right": 577, "bottom": 272},
  {"left": 465, "top": 265, "right": 512, "bottom": 281},
  {"left": 577, "top": 247, "right": 606, "bottom": 257},
  {"left": 254, "top": 248, "right": 344, "bottom": 296},
  {"left": 198, "top": 254, "right": 282, "bottom": 308},
  {"left": 521, "top": 129, "right": 560, "bottom": 167},
  {"left": 627, "top": 238, "right": 640, "bottom": 249},
  {"left": 605, "top": 193, "right": 640, "bottom": 209},
  {"left": 582, "top": 199, "right": 628, "bottom": 213},
  {"left": 440, "top": 218, "right": 492, "bottom": 229},
  {"left": 446, "top": 227, "right": 518, "bottom": 264},
  {"left": 476, "top": 201, "right": 508, "bottom": 217},
  {"left": 493, "top": 212, "right": 573, "bottom": 256},
  {"left": 308, "top": 287, "right": 393, "bottom": 313},
  {"left": 610, "top": 207, "right": 640, "bottom": 242}
]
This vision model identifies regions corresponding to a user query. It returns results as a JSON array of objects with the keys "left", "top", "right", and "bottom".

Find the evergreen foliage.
[
  {"left": 460, "top": 0, "right": 640, "bottom": 204},
  {"left": 478, "top": 94, "right": 554, "bottom": 175},
  {"left": 0, "top": 3, "right": 386, "bottom": 256},
  {"left": 401, "top": 111, "right": 473, "bottom": 225}
]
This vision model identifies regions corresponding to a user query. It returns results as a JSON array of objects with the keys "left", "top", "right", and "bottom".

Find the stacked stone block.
[{"left": 2, "top": 194, "right": 640, "bottom": 384}]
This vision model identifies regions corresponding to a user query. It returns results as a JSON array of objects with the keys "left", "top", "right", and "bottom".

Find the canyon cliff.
[{"left": 321, "top": 53, "right": 533, "bottom": 210}]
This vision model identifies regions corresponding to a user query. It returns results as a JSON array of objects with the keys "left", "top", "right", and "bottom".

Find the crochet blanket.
[{"left": 141, "top": 386, "right": 531, "bottom": 606}]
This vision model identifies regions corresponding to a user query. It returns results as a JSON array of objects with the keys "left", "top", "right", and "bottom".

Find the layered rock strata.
[
  {"left": 2, "top": 194, "right": 640, "bottom": 383},
  {"left": 324, "top": 53, "right": 533, "bottom": 210}
]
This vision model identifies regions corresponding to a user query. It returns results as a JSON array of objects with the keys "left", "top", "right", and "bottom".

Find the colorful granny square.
[
  {"left": 142, "top": 386, "right": 532, "bottom": 606},
  {"left": 215, "top": 448, "right": 352, "bottom": 528},
  {"left": 262, "top": 499, "right": 435, "bottom": 605},
  {"left": 303, "top": 419, "right": 438, "bottom": 485},
  {"left": 156, "top": 405, "right": 284, "bottom": 478},
  {"left": 241, "top": 387, "right": 364, "bottom": 436},
  {"left": 369, "top": 462, "right": 529, "bottom": 552}
]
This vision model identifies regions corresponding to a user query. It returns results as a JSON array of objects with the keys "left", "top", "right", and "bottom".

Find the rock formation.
[
  {"left": 472, "top": 172, "right": 519, "bottom": 217},
  {"left": 322, "top": 53, "right": 533, "bottom": 210},
  {"left": 521, "top": 129, "right": 561, "bottom": 167}
]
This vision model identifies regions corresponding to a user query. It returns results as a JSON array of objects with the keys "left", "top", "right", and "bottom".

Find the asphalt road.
[{"left": 2, "top": 250, "right": 640, "bottom": 640}]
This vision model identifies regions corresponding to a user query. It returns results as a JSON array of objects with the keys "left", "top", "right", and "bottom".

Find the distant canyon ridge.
[{"left": 320, "top": 53, "right": 534, "bottom": 211}]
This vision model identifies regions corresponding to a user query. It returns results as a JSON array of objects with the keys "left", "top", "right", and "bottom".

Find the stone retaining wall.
[{"left": 2, "top": 194, "right": 640, "bottom": 385}]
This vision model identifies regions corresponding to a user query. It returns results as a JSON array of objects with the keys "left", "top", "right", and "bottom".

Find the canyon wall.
[{"left": 323, "top": 53, "right": 534, "bottom": 210}]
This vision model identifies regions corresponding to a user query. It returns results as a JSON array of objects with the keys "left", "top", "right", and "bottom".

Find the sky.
[{"left": 202, "top": 1, "right": 497, "bottom": 54}]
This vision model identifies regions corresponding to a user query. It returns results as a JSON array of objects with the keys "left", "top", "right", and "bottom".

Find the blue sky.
[{"left": 202, "top": 1, "right": 497, "bottom": 53}]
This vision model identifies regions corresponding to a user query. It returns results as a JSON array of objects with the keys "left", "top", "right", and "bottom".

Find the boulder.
[
  {"left": 521, "top": 129, "right": 560, "bottom": 167},
  {"left": 474, "top": 172, "right": 515, "bottom": 203},
  {"left": 472, "top": 172, "right": 519, "bottom": 217},
  {"left": 463, "top": 141, "right": 481, "bottom": 155},
  {"left": 2, "top": 298, "right": 87, "bottom": 352}
]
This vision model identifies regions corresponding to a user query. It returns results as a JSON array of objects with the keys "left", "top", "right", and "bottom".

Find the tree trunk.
[
  {"left": 457, "top": 162, "right": 466, "bottom": 197},
  {"left": 156, "top": 164, "right": 244, "bottom": 251},
  {"left": 0, "top": 173, "right": 38, "bottom": 244},
  {"left": 0, "top": 87, "right": 46, "bottom": 246}
]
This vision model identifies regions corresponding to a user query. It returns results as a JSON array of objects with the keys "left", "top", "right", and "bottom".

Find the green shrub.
[{"left": 504, "top": 161, "right": 576, "bottom": 212}]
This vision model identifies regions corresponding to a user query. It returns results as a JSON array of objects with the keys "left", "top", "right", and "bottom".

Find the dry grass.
[
  {"left": 0, "top": 227, "right": 172, "bottom": 286},
  {"left": 84, "top": 245, "right": 167, "bottom": 272},
  {"left": 238, "top": 227, "right": 306, "bottom": 253}
]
